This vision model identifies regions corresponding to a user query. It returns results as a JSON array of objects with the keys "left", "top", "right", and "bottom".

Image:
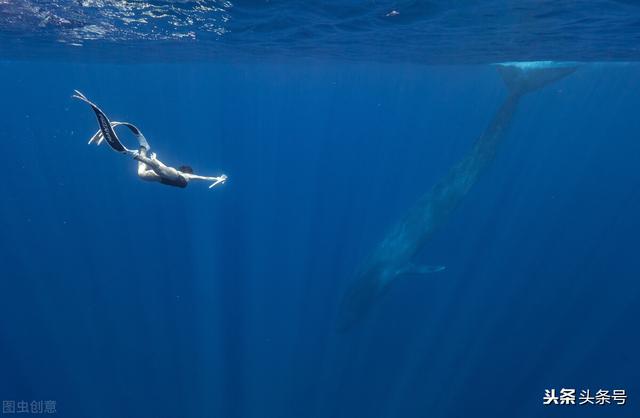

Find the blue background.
[{"left": 0, "top": 61, "right": 638, "bottom": 417}]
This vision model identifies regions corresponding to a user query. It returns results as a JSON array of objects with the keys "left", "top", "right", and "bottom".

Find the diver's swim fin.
[
  {"left": 73, "top": 91, "right": 131, "bottom": 154},
  {"left": 88, "top": 121, "right": 150, "bottom": 151}
]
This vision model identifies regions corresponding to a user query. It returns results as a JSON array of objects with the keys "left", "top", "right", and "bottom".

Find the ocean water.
[{"left": 1, "top": 2, "right": 639, "bottom": 418}]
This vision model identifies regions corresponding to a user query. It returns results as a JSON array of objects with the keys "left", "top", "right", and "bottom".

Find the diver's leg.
[
  {"left": 136, "top": 152, "right": 171, "bottom": 175},
  {"left": 136, "top": 148, "right": 160, "bottom": 182}
]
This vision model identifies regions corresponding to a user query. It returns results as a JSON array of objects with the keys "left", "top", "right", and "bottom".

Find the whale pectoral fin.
[{"left": 397, "top": 264, "right": 446, "bottom": 277}]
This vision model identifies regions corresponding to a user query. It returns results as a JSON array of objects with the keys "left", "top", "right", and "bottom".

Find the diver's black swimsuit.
[{"left": 160, "top": 175, "right": 188, "bottom": 188}]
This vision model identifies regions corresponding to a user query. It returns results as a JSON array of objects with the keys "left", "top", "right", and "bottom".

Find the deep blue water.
[{"left": 1, "top": 2, "right": 640, "bottom": 418}]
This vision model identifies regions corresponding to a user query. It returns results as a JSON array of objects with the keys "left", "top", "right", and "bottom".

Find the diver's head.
[{"left": 178, "top": 165, "right": 194, "bottom": 174}]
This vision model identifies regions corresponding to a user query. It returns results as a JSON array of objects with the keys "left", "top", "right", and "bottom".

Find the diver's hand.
[{"left": 209, "top": 174, "right": 228, "bottom": 189}]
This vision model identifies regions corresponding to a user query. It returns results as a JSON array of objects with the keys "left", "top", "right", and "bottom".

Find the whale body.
[{"left": 336, "top": 62, "right": 577, "bottom": 331}]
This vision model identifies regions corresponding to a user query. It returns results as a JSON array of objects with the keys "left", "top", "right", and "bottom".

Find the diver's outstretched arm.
[
  {"left": 136, "top": 153, "right": 227, "bottom": 188},
  {"left": 182, "top": 172, "right": 228, "bottom": 188}
]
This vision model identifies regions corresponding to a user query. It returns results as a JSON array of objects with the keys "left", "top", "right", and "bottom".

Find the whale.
[{"left": 336, "top": 62, "right": 577, "bottom": 331}]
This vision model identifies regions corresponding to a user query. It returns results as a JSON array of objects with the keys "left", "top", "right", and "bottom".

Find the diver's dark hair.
[{"left": 178, "top": 165, "right": 194, "bottom": 174}]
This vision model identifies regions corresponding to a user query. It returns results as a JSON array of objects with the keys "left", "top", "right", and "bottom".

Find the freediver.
[{"left": 73, "top": 90, "right": 227, "bottom": 189}]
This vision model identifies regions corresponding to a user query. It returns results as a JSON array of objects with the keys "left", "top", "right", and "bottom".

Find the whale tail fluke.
[{"left": 497, "top": 62, "right": 577, "bottom": 97}]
